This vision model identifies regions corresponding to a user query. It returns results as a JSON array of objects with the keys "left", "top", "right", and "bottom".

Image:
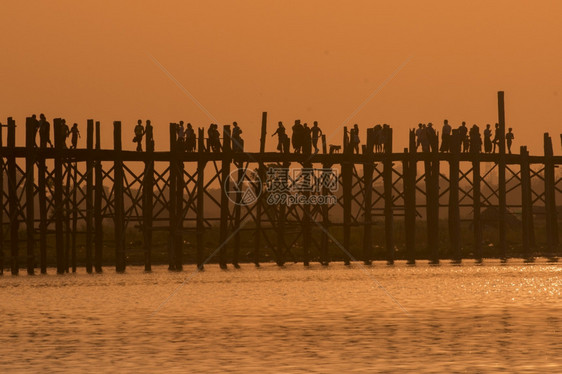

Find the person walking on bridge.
[
  {"left": 39, "top": 113, "right": 53, "bottom": 148},
  {"left": 311, "top": 121, "right": 322, "bottom": 154},
  {"left": 70, "top": 123, "right": 80, "bottom": 149},
  {"left": 506, "top": 128, "right": 514, "bottom": 154},
  {"left": 133, "top": 119, "right": 145, "bottom": 152},
  {"left": 272, "top": 121, "right": 288, "bottom": 153}
]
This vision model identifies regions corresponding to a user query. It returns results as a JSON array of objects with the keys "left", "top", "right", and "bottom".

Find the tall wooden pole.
[
  {"left": 497, "top": 91, "right": 507, "bottom": 260},
  {"left": 362, "top": 128, "right": 374, "bottom": 265},
  {"left": 448, "top": 130, "right": 461, "bottom": 263},
  {"left": 38, "top": 118, "right": 47, "bottom": 274},
  {"left": 0, "top": 121, "right": 4, "bottom": 275},
  {"left": 472, "top": 157, "right": 482, "bottom": 262},
  {"left": 25, "top": 117, "right": 36, "bottom": 275},
  {"left": 168, "top": 123, "right": 178, "bottom": 271},
  {"left": 7, "top": 118, "right": 19, "bottom": 275},
  {"left": 520, "top": 146, "right": 532, "bottom": 260},
  {"left": 196, "top": 128, "right": 205, "bottom": 270},
  {"left": 143, "top": 124, "right": 154, "bottom": 272},
  {"left": 54, "top": 118, "right": 65, "bottom": 274},
  {"left": 404, "top": 130, "right": 417, "bottom": 264},
  {"left": 85, "top": 119, "right": 94, "bottom": 273},
  {"left": 94, "top": 121, "right": 103, "bottom": 273},
  {"left": 383, "top": 128, "right": 394, "bottom": 264},
  {"left": 113, "top": 121, "right": 125, "bottom": 272},
  {"left": 219, "top": 125, "right": 231, "bottom": 269}
]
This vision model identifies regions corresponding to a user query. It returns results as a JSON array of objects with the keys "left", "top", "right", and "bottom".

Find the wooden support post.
[
  {"left": 321, "top": 164, "right": 331, "bottom": 266},
  {"left": 259, "top": 112, "right": 267, "bottom": 154},
  {"left": 71, "top": 162, "right": 77, "bottom": 273},
  {"left": 219, "top": 125, "right": 231, "bottom": 269},
  {"left": 448, "top": 130, "right": 461, "bottom": 263},
  {"left": 520, "top": 146, "right": 532, "bottom": 260},
  {"left": 342, "top": 130, "right": 352, "bottom": 265},
  {"left": 544, "top": 133, "right": 558, "bottom": 257},
  {"left": 65, "top": 156, "right": 71, "bottom": 272},
  {"left": 362, "top": 128, "right": 374, "bottom": 265},
  {"left": 404, "top": 130, "right": 417, "bottom": 264},
  {"left": 143, "top": 124, "right": 154, "bottom": 272},
  {"left": 53, "top": 118, "right": 65, "bottom": 274},
  {"left": 7, "top": 118, "right": 19, "bottom": 275},
  {"left": 425, "top": 133, "right": 439, "bottom": 264},
  {"left": 253, "top": 164, "right": 264, "bottom": 267},
  {"left": 276, "top": 163, "right": 289, "bottom": 266},
  {"left": 113, "top": 121, "right": 125, "bottom": 272},
  {"left": 497, "top": 91, "right": 507, "bottom": 260},
  {"left": 472, "top": 157, "right": 482, "bottom": 262},
  {"left": 38, "top": 119, "right": 47, "bottom": 274},
  {"left": 85, "top": 120, "right": 94, "bottom": 273},
  {"left": 196, "top": 128, "right": 205, "bottom": 270},
  {"left": 0, "top": 121, "right": 4, "bottom": 275},
  {"left": 233, "top": 162, "right": 242, "bottom": 268},
  {"left": 94, "top": 121, "right": 103, "bottom": 273},
  {"left": 168, "top": 123, "right": 178, "bottom": 271},
  {"left": 383, "top": 128, "right": 394, "bottom": 264},
  {"left": 25, "top": 117, "right": 36, "bottom": 275},
  {"left": 254, "top": 117, "right": 267, "bottom": 266},
  {"left": 302, "top": 162, "right": 312, "bottom": 266},
  {"left": 322, "top": 135, "right": 327, "bottom": 155},
  {"left": 175, "top": 129, "right": 184, "bottom": 271}
]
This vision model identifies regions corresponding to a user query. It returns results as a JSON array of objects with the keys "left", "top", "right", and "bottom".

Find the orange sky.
[{"left": 1, "top": 1, "right": 561, "bottom": 154}]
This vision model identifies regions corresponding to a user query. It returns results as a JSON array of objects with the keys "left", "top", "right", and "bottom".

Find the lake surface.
[{"left": 0, "top": 260, "right": 561, "bottom": 373}]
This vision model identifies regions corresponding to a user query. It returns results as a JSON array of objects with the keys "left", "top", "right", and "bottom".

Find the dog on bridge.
[{"left": 329, "top": 145, "right": 341, "bottom": 154}]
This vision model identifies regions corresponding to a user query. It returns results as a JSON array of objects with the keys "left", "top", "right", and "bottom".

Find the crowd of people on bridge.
[
  {"left": 415, "top": 120, "right": 515, "bottom": 154},
  {"left": 24, "top": 114, "right": 516, "bottom": 156},
  {"left": 29, "top": 113, "right": 80, "bottom": 149}
]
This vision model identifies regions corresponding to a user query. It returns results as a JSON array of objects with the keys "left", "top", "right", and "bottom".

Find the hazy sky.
[{"left": 1, "top": 1, "right": 560, "bottom": 153}]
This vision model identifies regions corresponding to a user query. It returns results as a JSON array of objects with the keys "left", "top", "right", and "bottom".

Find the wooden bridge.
[{"left": 1, "top": 92, "right": 560, "bottom": 275}]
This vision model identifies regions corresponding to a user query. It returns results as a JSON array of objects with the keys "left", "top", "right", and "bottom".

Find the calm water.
[{"left": 0, "top": 260, "right": 561, "bottom": 373}]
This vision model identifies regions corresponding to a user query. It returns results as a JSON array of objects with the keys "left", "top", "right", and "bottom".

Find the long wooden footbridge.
[{"left": 1, "top": 92, "right": 560, "bottom": 275}]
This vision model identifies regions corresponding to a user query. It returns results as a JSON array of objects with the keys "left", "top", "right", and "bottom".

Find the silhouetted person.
[
  {"left": 185, "top": 123, "right": 195, "bottom": 152},
  {"left": 311, "top": 121, "right": 322, "bottom": 153},
  {"left": 272, "top": 121, "right": 289, "bottom": 153},
  {"left": 178, "top": 121, "right": 185, "bottom": 141},
  {"left": 426, "top": 123, "right": 437, "bottom": 152},
  {"left": 419, "top": 124, "right": 429, "bottom": 152},
  {"left": 373, "top": 124, "right": 383, "bottom": 153},
  {"left": 348, "top": 124, "right": 360, "bottom": 154},
  {"left": 61, "top": 119, "right": 70, "bottom": 148},
  {"left": 292, "top": 120, "right": 304, "bottom": 154},
  {"left": 70, "top": 123, "right": 80, "bottom": 149},
  {"left": 232, "top": 121, "right": 244, "bottom": 152},
  {"left": 146, "top": 120, "right": 154, "bottom": 152},
  {"left": 134, "top": 119, "right": 145, "bottom": 152},
  {"left": 415, "top": 123, "right": 423, "bottom": 151},
  {"left": 492, "top": 123, "right": 500, "bottom": 153},
  {"left": 39, "top": 114, "right": 53, "bottom": 148},
  {"left": 459, "top": 122, "right": 468, "bottom": 153},
  {"left": 207, "top": 124, "right": 221, "bottom": 152},
  {"left": 381, "top": 124, "right": 391, "bottom": 153},
  {"left": 469, "top": 124, "right": 482, "bottom": 153},
  {"left": 506, "top": 127, "right": 514, "bottom": 154},
  {"left": 440, "top": 119, "right": 451, "bottom": 152},
  {"left": 484, "top": 124, "right": 492, "bottom": 153},
  {"left": 31, "top": 114, "right": 40, "bottom": 147}
]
